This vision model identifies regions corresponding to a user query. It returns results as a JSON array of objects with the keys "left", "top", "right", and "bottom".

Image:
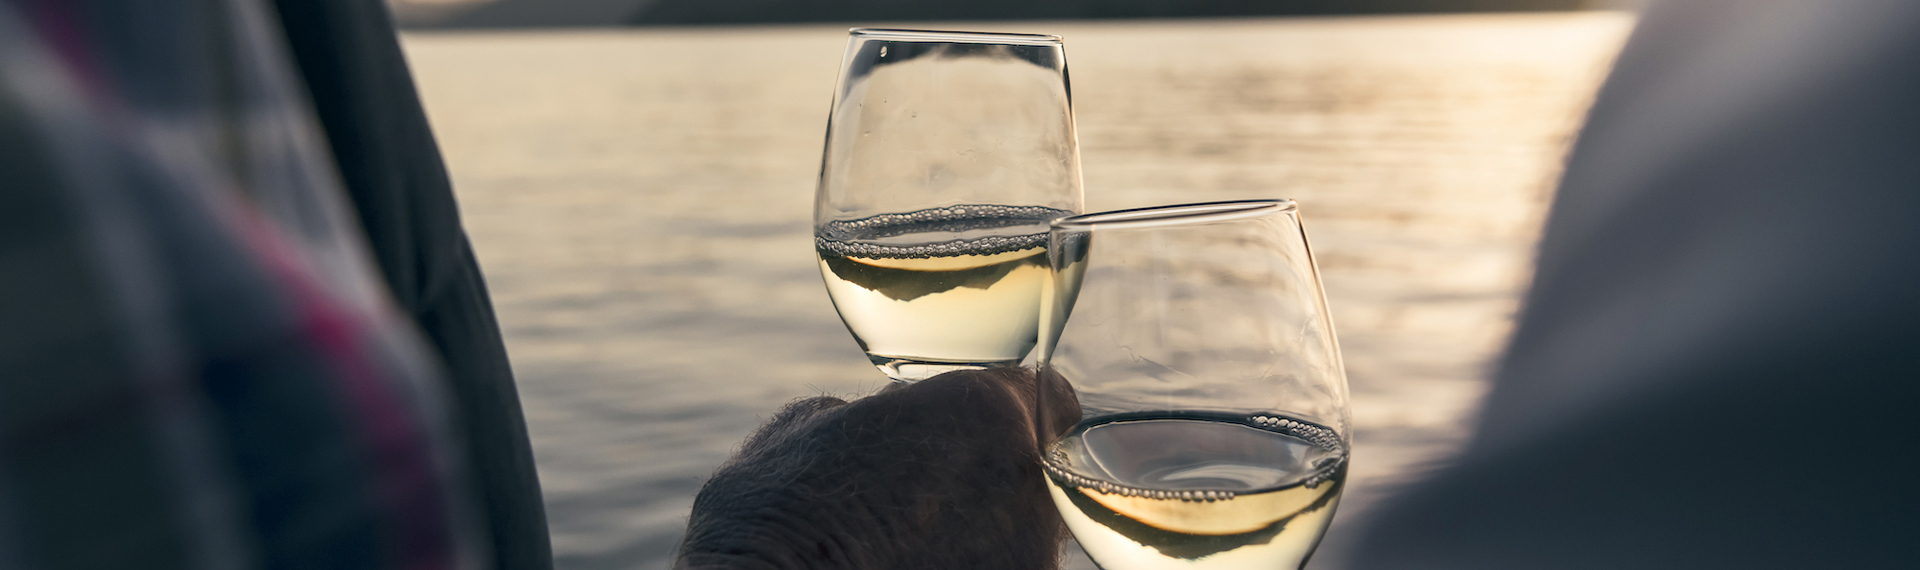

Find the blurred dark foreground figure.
[
  {"left": 0, "top": 0, "right": 546, "bottom": 568},
  {"left": 1344, "top": 0, "right": 1920, "bottom": 567},
  {"left": 683, "top": 0, "right": 1920, "bottom": 568}
]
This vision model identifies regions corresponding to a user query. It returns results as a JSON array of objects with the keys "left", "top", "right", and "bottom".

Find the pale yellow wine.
[
  {"left": 1044, "top": 412, "right": 1347, "bottom": 570},
  {"left": 816, "top": 205, "right": 1071, "bottom": 380}
]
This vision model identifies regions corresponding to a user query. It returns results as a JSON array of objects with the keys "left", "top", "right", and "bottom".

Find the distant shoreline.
[{"left": 393, "top": 0, "right": 1620, "bottom": 30}]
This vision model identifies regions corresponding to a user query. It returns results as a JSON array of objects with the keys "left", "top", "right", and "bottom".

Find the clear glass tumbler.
[
  {"left": 1037, "top": 200, "right": 1351, "bottom": 570},
  {"left": 814, "top": 28, "right": 1084, "bottom": 382}
]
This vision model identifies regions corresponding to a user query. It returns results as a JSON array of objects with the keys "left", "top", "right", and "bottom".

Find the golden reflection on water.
[{"left": 404, "top": 12, "right": 1632, "bottom": 568}]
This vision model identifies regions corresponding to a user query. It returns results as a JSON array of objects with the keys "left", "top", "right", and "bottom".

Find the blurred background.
[{"left": 388, "top": 0, "right": 1639, "bottom": 568}]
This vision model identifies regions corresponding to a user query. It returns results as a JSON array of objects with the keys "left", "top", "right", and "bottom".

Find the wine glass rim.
[
  {"left": 849, "top": 28, "right": 1064, "bottom": 45},
  {"left": 1052, "top": 200, "right": 1297, "bottom": 230}
]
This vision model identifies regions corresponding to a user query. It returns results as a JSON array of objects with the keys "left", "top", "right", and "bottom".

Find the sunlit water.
[{"left": 403, "top": 13, "right": 1632, "bottom": 569}]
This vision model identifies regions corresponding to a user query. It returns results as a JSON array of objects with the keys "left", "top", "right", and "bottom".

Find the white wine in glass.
[
  {"left": 1038, "top": 201, "right": 1352, "bottom": 570},
  {"left": 815, "top": 29, "right": 1083, "bottom": 382}
]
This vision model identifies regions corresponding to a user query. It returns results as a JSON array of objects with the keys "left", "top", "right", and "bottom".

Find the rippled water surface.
[{"left": 403, "top": 13, "right": 1632, "bottom": 568}]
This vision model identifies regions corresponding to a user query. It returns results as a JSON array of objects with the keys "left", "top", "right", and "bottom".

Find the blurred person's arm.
[
  {"left": 265, "top": 1, "right": 552, "bottom": 568},
  {"left": 1346, "top": 1, "right": 1920, "bottom": 568}
]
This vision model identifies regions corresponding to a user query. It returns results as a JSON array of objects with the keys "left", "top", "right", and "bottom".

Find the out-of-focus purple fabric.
[
  {"left": 1348, "top": 0, "right": 1920, "bottom": 568},
  {"left": 0, "top": 1, "right": 484, "bottom": 568}
]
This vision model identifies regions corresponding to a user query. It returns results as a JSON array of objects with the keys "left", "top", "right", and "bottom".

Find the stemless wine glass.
[
  {"left": 1036, "top": 200, "right": 1351, "bottom": 570},
  {"left": 815, "top": 28, "right": 1084, "bottom": 382}
]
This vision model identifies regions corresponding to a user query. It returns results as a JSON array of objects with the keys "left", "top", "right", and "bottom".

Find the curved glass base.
[{"left": 868, "top": 354, "right": 1021, "bottom": 383}]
